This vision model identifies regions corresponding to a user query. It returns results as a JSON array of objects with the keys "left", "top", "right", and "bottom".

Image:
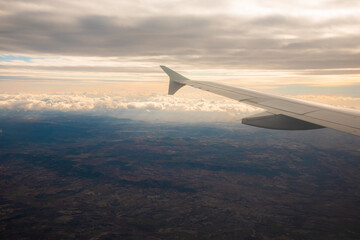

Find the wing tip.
[{"left": 160, "top": 65, "right": 186, "bottom": 95}]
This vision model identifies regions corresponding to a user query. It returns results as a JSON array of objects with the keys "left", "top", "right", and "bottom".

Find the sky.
[{"left": 0, "top": 0, "right": 360, "bottom": 121}]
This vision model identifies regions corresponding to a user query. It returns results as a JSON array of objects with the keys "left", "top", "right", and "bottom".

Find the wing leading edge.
[{"left": 160, "top": 65, "right": 360, "bottom": 137}]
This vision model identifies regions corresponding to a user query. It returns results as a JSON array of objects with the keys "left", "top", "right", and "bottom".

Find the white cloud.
[{"left": 0, "top": 93, "right": 260, "bottom": 121}]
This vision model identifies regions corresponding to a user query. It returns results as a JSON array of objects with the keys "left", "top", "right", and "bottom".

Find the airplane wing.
[{"left": 160, "top": 65, "right": 360, "bottom": 137}]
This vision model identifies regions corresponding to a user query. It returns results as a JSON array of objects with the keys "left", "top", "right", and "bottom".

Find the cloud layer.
[
  {"left": 0, "top": 93, "right": 259, "bottom": 121},
  {"left": 1, "top": 0, "right": 360, "bottom": 72}
]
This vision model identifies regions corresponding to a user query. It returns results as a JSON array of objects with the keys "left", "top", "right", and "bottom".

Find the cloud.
[
  {"left": 1, "top": 0, "right": 360, "bottom": 72},
  {"left": 0, "top": 93, "right": 259, "bottom": 118}
]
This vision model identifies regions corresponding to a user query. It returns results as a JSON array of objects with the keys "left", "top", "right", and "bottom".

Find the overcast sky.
[{"left": 0, "top": 0, "right": 359, "bottom": 117}]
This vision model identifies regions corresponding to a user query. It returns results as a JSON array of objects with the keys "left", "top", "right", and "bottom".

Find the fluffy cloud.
[{"left": 0, "top": 93, "right": 259, "bottom": 117}]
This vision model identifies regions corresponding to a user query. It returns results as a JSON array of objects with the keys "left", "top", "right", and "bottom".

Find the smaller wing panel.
[{"left": 260, "top": 100, "right": 318, "bottom": 114}]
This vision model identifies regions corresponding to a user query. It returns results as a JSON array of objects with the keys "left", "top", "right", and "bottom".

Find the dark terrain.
[{"left": 0, "top": 111, "right": 360, "bottom": 240}]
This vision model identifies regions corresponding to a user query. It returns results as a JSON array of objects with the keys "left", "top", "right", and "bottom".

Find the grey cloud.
[
  {"left": 0, "top": 12, "right": 212, "bottom": 55},
  {"left": 285, "top": 36, "right": 360, "bottom": 50},
  {"left": 1, "top": 8, "right": 360, "bottom": 71},
  {"left": 250, "top": 15, "right": 306, "bottom": 27}
]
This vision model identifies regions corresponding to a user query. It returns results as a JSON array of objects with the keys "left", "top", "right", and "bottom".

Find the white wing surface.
[{"left": 160, "top": 66, "right": 360, "bottom": 137}]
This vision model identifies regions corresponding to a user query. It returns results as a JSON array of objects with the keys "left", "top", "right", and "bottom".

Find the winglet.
[{"left": 160, "top": 65, "right": 187, "bottom": 95}]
